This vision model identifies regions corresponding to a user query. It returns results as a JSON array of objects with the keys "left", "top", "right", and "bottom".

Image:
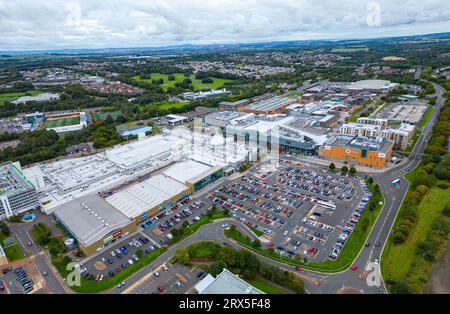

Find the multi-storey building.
[
  {"left": 319, "top": 135, "right": 395, "bottom": 168},
  {"left": 340, "top": 122, "right": 414, "bottom": 150},
  {"left": 0, "top": 162, "right": 40, "bottom": 221}
]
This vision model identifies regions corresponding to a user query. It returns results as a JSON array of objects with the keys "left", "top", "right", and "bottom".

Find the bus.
[
  {"left": 317, "top": 200, "right": 336, "bottom": 211},
  {"left": 390, "top": 179, "right": 400, "bottom": 186}
]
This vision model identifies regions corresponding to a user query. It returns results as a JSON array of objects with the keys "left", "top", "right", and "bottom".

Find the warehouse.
[
  {"left": 105, "top": 174, "right": 190, "bottom": 222},
  {"left": 239, "top": 97, "right": 296, "bottom": 114},
  {"left": 162, "top": 159, "right": 223, "bottom": 193},
  {"left": 52, "top": 193, "right": 136, "bottom": 256}
]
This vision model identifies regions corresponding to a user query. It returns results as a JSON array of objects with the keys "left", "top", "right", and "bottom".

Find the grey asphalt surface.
[
  {"left": 303, "top": 81, "right": 447, "bottom": 293},
  {"left": 5, "top": 80, "right": 444, "bottom": 295},
  {"left": 7, "top": 218, "right": 70, "bottom": 294}
]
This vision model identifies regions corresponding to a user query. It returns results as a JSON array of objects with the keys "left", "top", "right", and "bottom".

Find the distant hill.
[{"left": 1, "top": 32, "right": 449, "bottom": 57}]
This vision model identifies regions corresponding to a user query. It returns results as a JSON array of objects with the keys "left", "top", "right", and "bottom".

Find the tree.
[
  {"left": 223, "top": 208, "right": 229, "bottom": 216},
  {"left": 168, "top": 75, "right": 175, "bottom": 81},
  {"left": 218, "top": 246, "right": 237, "bottom": 266},
  {"left": 201, "top": 77, "right": 213, "bottom": 84},
  {"left": 136, "top": 249, "right": 143, "bottom": 259},
  {"left": 341, "top": 166, "right": 348, "bottom": 173},
  {"left": 368, "top": 176, "right": 374, "bottom": 184},
  {"left": 252, "top": 239, "right": 261, "bottom": 248},
  {"left": 0, "top": 222, "right": 10, "bottom": 236},
  {"left": 105, "top": 114, "right": 114, "bottom": 125},
  {"left": 170, "top": 227, "right": 180, "bottom": 237},
  {"left": 206, "top": 209, "right": 214, "bottom": 219},
  {"left": 175, "top": 248, "right": 190, "bottom": 265},
  {"left": 349, "top": 167, "right": 356, "bottom": 175},
  {"left": 208, "top": 260, "right": 227, "bottom": 276},
  {"left": 329, "top": 163, "right": 336, "bottom": 171}
]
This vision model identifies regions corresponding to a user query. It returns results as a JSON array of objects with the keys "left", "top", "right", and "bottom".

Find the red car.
[
  {"left": 295, "top": 267, "right": 302, "bottom": 272},
  {"left": 266, "top": 242, "right": 274, "bottom": 247},
  {"left": 351, "top": 265, "right": 358, "bottom": 271},
  {"left": 157, "top": 285, "right": 164, "bottom": 293}
]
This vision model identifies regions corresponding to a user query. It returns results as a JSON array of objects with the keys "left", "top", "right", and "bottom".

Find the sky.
[{"left": 0, "top": 0, "right": 450, "bottom": 51}]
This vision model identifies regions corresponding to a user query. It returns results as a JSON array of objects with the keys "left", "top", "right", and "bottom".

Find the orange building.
[{"left": 319, "top": 135, "right": 394, "bottom": 168}]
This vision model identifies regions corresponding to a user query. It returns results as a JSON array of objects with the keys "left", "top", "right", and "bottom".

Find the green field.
[
  {"left": 133, "top": 73, "right": 233, "bottom": 91},
  {"left": 332, "top": 47, "right": 369, "bottom": 52},
  {"left": 381, "top": 186, "right": 450, "bottom": 287},
  {"left": 94, "top": 110, "right": 123, "bottom": 120},
  {"left": 0, "top": 233, "right": 24, "bottom": 261},
  {"left": 143, "top": 100, "right": 189, "bottom": 110},
  {"left": 44, "top": 116, "right": 80, "bottom": 128},
  {"left": 0, "top": 90, "right": 42, "bottom": 104},
  {"left": 287, "top": 92, "right": 304, "bottom": 97}
]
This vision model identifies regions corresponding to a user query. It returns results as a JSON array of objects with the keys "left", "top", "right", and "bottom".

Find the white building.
[
  {"left": 12, "top": 92, "right": 60, "bottom": 104},
  {"left": 340, "top": 122, "right": 415, "bottom": 150}
]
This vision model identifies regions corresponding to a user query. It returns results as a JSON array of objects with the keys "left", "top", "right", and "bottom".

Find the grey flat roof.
[
  {"left": 245, "top": 97, "right": 294, "bottom": 111},
  {"left": 53, "top": 193, "right": 132, "bottom": 246}
]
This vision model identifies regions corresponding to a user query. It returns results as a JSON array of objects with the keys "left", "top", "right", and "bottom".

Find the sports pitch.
[{"left": 44, "top": 116, "right": 80, "bottom": 128}]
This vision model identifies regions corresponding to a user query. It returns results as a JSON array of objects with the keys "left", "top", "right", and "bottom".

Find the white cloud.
[{"left": 0, "top": 0, "right": 449, "bottom": 50}]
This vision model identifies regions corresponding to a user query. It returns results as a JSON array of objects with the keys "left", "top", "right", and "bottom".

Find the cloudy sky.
[{"left": 0, "top": 0, "right": 449, "bottom": 51}]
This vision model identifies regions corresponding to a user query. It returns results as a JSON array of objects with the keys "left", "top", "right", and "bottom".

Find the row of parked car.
[
  {"left": 14, "top": 266, "right": 33, "bottom": 293},
  {"left": 278, "top": 166, "right": 355, "bottom": 200},
  {"left": 329, "top": 185, "right": 373, "bottom": 260}
]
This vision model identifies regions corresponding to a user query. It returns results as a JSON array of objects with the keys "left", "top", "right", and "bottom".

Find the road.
[
  {"left": 7, "top": 223, "right": 69, "bottom": 294},
  {"left": 7, "top": 81, "right": 444, "bottom": 295},
  {"left": 305, "top": 81, "right": 446, "bottom": 293}
]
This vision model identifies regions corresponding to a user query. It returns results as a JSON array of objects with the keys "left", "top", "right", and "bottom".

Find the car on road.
[
  {"left": 157, "top": 285, "right": 164, "bottom": 293},
  {"left": 221, "top": 223, "right": 229, "bottom": 228},
  {"left": 154, "top": 271, "right": 160, "bottom": 277},
  {"left": 375, "top": 242, "right": 380, "bottom": 247},
  {"left": 42, "top": 271, "right": 48, "bottom": 277},
  {"left": 175, "top": 280, "right": 182, "bottom": 287},
  {"left": 117, "top": 281, "right": 126, "bottom": 288},
  {"left": 351, "top": 265, "right": 358, "bottom": 271},
  {"left": 365, "top": 242, "right": 370, "bottom": 247},
  {"left": 295, "top": 266, "right": 302, "bottom": 272}
]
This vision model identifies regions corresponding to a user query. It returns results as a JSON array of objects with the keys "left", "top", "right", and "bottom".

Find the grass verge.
[
  {"left": 225, "top": 184, "right": 384, "bottom": 273},
  {"left": 246, "top": 277, "right": 289, "bottom": 294},
  {"left": 52, "top": 247, "right": 166, "bottom": 293}
]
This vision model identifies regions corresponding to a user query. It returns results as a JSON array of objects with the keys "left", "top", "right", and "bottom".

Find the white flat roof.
[
  {"left": 105, "top": 134, "right": 182, "bottom": 168},
  {"left": 162, "top": 160, "right": 212, "bottom": 183},
  {"left": 347, "top": 79, "right": 398, "bottom": 90},
  {"left": 105, "top": 174, "right": 188, "bottom": 219}
]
